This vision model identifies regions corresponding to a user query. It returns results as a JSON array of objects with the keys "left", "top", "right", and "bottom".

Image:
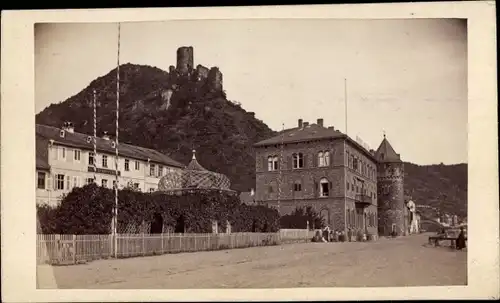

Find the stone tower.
[
  {"left": 207, "top": 67, "right": 223, "bottom": 91},
  {"left": 176, "top": 46, "right": 194, "bottom": 75},
  {"left": 375, "top": 134, "right": 405, "bottom": 237}
]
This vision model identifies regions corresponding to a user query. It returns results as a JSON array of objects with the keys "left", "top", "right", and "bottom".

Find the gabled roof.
[
  {"left": 254, "top": 124, "right": 344, "bottom": 147},
  {"left": 254, "top": 122, "right": 377, "bottom": 162},
  {"left": 36, "top": 136, "right": 50, "bottom": 171},
  {"left": 375, "top": 135, "right": 401, "bottom": 163},
  {"left": 36, "top": 124, "right": 185, "bottom": 168}
]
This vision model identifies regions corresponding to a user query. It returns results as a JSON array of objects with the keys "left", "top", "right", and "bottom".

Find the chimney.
[
  {"left": 303, "top": 122, "right": 309, "bottom": 127},
  {"left": 317, "top": 118, "right": 324, "bottom": 127},
  {"left": 328, "top": 126, "right": 334, "bottom": 130},
  {"left": 298, "top": 119, "right": 303, "bottom": 128},
  {"left": 62, "top": 121, "right": 75, "bottom": 133},
  {"left": 102, "top": 131, "right": 110, "bottom": 141}
]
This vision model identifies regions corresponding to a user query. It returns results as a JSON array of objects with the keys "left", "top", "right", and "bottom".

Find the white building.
[{"left": 36, "top": 123, "right": 185, "bottom": 206}]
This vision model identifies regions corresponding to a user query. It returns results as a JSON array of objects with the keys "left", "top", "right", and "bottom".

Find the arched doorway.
[
  {"left": 174, "top": 215, "right": 185, "bottom": 233},
  {"left": 150, "top": 213, "right": 163, "bottom": 234}
]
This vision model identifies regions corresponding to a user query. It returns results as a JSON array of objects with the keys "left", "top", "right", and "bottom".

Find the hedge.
[{"left": 37, "top": 184, "right": 280, "bottom": 235}]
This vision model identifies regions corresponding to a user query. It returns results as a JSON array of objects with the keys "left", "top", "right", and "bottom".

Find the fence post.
[
  {"left": 161, "top": 233, "right": 164, "bottom": 254},
  {"left": 142, "top": 233, "right": 145, "bottom": 256},
  {"left": 194, "top": 235, "right": 197, "bottom": 251},
  {"left": 72, "top": 235, "right": 77, "bottom": 264}
]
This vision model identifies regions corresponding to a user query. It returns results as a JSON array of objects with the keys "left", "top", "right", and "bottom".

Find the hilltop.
[
  {"left": 36, "top": 63, "right": 276, "bottom": 192},
  {"left": 36, "top": 63, "right": 467, "bottom": 217}
]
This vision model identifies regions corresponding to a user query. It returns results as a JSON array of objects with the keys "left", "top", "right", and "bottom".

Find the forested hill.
[
  {"left": 403, "top": 162, "right": 467, "bottom": 218},
  {"left": 36, "top": 63, "right": 467, "bottom": 217},
  {"left": 36, "top": 63, "right": 276, "bottom": 192}
]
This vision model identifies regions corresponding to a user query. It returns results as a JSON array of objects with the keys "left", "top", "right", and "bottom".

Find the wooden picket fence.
[{"left": 37, "top": 229, "right": 315, "bottom": 265}]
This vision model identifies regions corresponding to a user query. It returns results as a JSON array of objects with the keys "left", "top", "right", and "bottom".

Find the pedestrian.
[
  {"left": 456, "top": 226, "right": 466, "bottom": 250},
  {"left": 347, "top": 228, "right": 352, "bottom": 242}
]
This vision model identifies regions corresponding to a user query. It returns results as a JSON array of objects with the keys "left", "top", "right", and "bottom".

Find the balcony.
[{"left": 355, "top": 194, "right": 372, "bottom": 207}]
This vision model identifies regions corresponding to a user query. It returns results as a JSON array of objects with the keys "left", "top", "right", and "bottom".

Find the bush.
[
  {"left": 37, "top": 184, "right": 279, "bottom": 234},
  {"left": 280, "top": 206, "right": 325, "bottom": 230}
]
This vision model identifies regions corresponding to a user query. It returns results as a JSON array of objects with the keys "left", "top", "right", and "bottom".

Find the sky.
[{"left": 35, "top": 19, "right": 467, "bottom": 165}]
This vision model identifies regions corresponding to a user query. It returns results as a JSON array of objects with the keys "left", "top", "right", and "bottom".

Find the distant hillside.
[
  {"left": 36, "top": 63, "right": 276, "bottom": 192},
  {"left": 404, "top": 162, "right": 467, "bottom": 218},
  {"left": 36, "top": 63, "right": 467, "bottom": 217}
]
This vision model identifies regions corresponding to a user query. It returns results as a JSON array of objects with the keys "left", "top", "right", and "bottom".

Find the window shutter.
[
  {"left": 53, "top": 175, "right": 58, "bottom": 190},
  {"left": 313, "top": 153, "right": 317, "bottom": 167},
  {"left": 262, "top": 157, "right": 267, "bottom": 172},
  {"left": 288, "top": 156, "right": 292, "bottom": 169},
  {"left": 330, "top": 150, "right": 334, "bottom": 166},
  {"left": 313, "top": 180, "right": 318, "bottom": 198},
  {"left": 303, "top": 154, "right": 307, "bottom": 168}
]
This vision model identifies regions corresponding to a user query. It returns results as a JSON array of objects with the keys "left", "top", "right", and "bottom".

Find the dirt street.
[{"left": 42, "top": 233, "right": 467, "bottom": 289}]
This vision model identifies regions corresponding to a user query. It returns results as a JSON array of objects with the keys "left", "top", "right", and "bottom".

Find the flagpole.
[
  {"left": 344, "top": 78, "right": 348, "bottom": 136},
  {"left": 278, "top": 123, "right": 284, "bottom": 213},
  {"left": 93, "top": 89, "right": 97, "bottom": 182},
  {"left": 114, "top": 22, "right": 121, "bottom": 259}
]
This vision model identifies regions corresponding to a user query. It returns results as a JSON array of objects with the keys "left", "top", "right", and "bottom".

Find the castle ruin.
[{"left": 174, "top": 46, "right": 223, "bottom": 92}]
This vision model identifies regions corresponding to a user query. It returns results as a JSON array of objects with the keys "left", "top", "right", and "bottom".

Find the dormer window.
[
  {"left": 59, "top": 130, "right": 65, "bottom": 138},
  {"left": 86, "top": 136, "right": 92, "bottom": 143},
  {"left": 111, "top": 141, "right": 116, "bottom": 149}
]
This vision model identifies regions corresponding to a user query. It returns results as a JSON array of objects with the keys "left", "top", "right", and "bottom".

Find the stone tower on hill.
[
  {"left": 176, "top": 46, "right": 194, "bottom": 75},
  {"left": 174, "top": 46, "right": 223, "bottom": 92},
  {"left": 375, "top": 134, "right": 405, "bottom": 237}
]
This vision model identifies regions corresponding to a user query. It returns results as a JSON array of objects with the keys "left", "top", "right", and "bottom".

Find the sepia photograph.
[
  {"left": 1, "top": 2, "right": 498, "bottom": 302},
  {"left": 34, "top": 18, "right": 469, "bottom": 289}
]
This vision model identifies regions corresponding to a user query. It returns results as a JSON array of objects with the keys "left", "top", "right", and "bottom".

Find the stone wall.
[
  {"left": 377, "top": 162, "right": 405, "bottom": 236},
  {"left": 208, "top": 67, "right": 223, "bottom": 91}
]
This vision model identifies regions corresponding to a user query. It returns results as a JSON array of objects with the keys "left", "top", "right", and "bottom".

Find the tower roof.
[
  {"left": 375, "top": 134, "right": 402, "bottom": 163},
  {"left": 186, "top": 149, "right": 207, "bottom": 171}
]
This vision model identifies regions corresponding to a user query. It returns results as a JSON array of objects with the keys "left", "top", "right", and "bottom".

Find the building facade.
[
  {"left": 254, "top": 118, "right": 379, "bottom": 235},
  {"left": 36, "top": 123, "right": 185, "bottom": 206}
]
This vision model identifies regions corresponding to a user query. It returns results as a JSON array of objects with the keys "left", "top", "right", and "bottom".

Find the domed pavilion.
[{"left": 158, "top": 150, "right": 232, "bottom": 192}]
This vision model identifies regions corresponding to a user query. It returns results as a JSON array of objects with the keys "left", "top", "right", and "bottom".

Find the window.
[
  {"left": 124, "top": 159, "right": 130, "bottom": 171},
  {"left": 74, "top": 150, "right": 81, "bottom": 161},
  {"left": 346, "top": 181, "right": 350, "bottom": 191},
  {"left": 102, "top": 155, "right": 108, "bottom": 168},
  {"left": 353, "top": 157, "right": 358, "bottom": 170},
  {"left": 89, "top": 152, "right": 95, "bottom": 165},
  {"left": 268, "top": 186, "right": 273, "bottom": 193},
  {"left": 150, "top": 164, "right": 156, "bottom": 176},
  {"left": 101, "top": 179, "right": 108, "bottom": 188},
  {"left": 346, "top": 151, "right": 350, "bottom": 167},
  {"left": 294, "top": 181, "right": 302, "bottom": 192},
  {"left": 37, "top": 172, "right": 46, "bottom": 189},
  {"left": 292, "top": 153, "right": 304, "bottom": 169},
  {"left": 135, "top": 161, "right": 140, "bottom": 170},
  {"left": 149, "top": 188, "right": 155, "bottom": 193},
  {"left": 86, "top": 178, "right": 94, "bottom": 185},
  {"left": 318, "top": 152, "right": 324, "bottom": 167},
  {"left": 324, "top": 151, "right": 330, "bottom": 166},
  {"left": 113, "top": 180, "right": 117, "bottom": 189},
  {"left": 268, "top": 156, "right": 279, "bottom": 171},
  {"left": 158, "top": 165, "right": 163, "bottom": 177},
  {"left": 60, "top": 147, "right": 66, "bottom": 160},
  {"left": 133, "top": 183, "right": 139, "bottom": 189},
  {"left": 319, "top": 178, "right": 330, "bottom": 197},
  {"left": 73, "top": 176, "right": 79, "bottom": 188},
  {"left": 318, "top": 151, "right": 331, "bottom": 167}
]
